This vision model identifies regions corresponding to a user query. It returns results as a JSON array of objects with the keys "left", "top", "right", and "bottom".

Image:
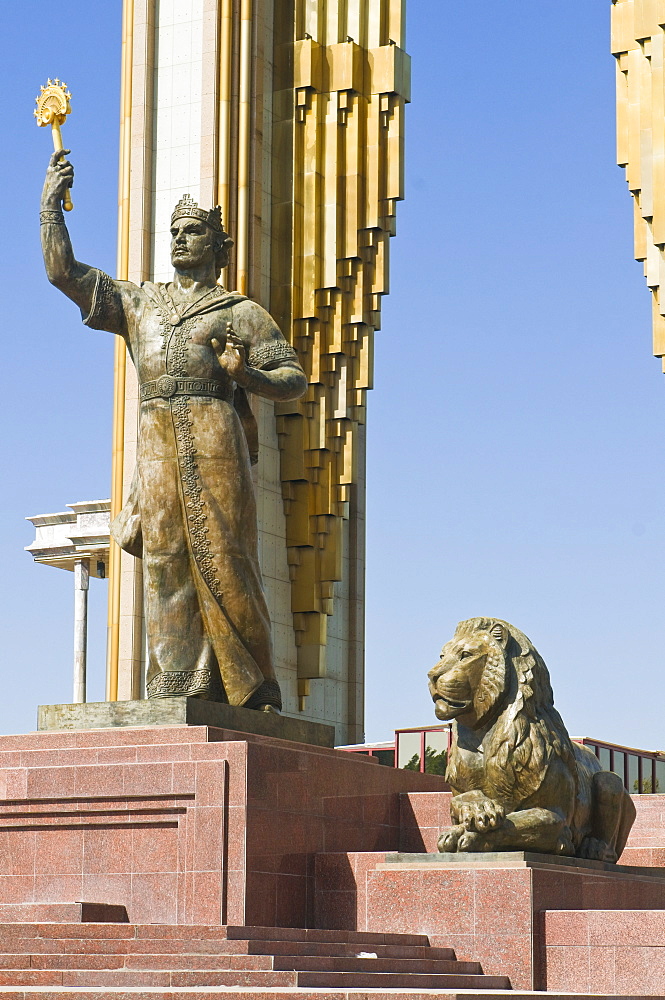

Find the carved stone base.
[{"left": 37, "top": 697, "right": 335, "bottom": 748}]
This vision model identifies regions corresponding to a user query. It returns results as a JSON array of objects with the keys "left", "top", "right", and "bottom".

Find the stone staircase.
[{"left": 0, "top": 923, "right": 511, "bottom": 990}]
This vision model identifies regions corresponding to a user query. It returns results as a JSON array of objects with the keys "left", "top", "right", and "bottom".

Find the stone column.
[{"left": 73, "top": 558, "right": 89, "bottom": 704}]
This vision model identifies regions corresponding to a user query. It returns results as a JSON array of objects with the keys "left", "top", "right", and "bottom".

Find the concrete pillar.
[{"left": 73, "top": 558, "right": 89, "bottom": 703}]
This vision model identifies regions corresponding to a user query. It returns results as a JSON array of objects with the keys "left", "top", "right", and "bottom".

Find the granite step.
[
  {"left": 0, "top": 903, "right": 127, "bottom": 923},
  {"left": 2, "top": 969, "right": 302, "bottom": 987},
  {"left": 0, "top": 922, "right": 432, "bottom": 946},
  {"left": 30, "top": 953, "right": 275, "bottom": 971},
  {"left": 0, "top": 922, "right": 511, "bottom": 992},
  {"left": 225, "top": 925, "right": 432, "bottom": 946},
  {"left": 0, "top": 934, "right": 458, "bottom": 962},
  {"left": 0, "top": 950, "right": 479, "bottom": 975},
  {"left": 245, "top": 939, "right": 457, "bottom": 959},
  {"left": 295, "top": 971, "right": 512, "bottom": 989},
  {"left": 0, "top": 990, "right": 652, "bottom": 999},
  {"left": 271, "top": 955, "right": 482, "bottom": 974},
  {"left": 0, "top": 967, "right": 513, "bottom": 989}
]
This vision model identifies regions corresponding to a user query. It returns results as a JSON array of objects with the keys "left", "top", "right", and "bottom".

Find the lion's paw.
[
  {"left": 579, "top": 836, "right": 618, "bottom": 864},
  {"left": 451, "top": 796, "right": 505, "bottom": 833},
  {"left": 457, "top": 829, "right": 494, "bottom": 852},
  {"left": 437, "top": 825, "right": 465, "bottom": 853}
]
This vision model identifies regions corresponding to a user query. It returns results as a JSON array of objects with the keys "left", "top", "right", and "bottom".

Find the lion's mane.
[{"left": 446, "top": 618, "right": 577, "bottom": 803}]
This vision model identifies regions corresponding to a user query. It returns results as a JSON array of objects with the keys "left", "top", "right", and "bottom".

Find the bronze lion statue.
[{"left": 428, "top": 618, "right": 635, "bottom": 861}]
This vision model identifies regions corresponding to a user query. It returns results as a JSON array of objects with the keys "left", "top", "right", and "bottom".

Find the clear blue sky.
[{"left": 3, "top": 3, "right": 664, "bottom": 750}]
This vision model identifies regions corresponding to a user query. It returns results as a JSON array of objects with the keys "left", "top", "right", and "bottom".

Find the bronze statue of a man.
[{"left": 41, "top": 150, "right": 307, "bottom": 712}]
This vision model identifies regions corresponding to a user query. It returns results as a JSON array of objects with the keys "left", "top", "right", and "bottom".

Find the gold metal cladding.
[
  {"left": 275, "top": 1, "right": 411, "bottom": 699},
  {"left": 612, "top": 0, "right": 665, "bottom": 368},
  {"left": 35, "top": 79, "right": 74, "bottom": 211}
]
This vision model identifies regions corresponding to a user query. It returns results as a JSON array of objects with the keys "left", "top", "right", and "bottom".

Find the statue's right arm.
[{"left": 40, "top": 150, "right": 99, "bottom": 313}]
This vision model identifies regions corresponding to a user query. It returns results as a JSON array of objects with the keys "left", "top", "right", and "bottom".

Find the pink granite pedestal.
[
  {"left": 314, "top": 850, "right": 665, "bottom": 991},
  {"left": 0, "top": 723, "right": 447, "bottom": 928},
  {"left": 314, "top": 787, "right": 665, "bottom": 993}
]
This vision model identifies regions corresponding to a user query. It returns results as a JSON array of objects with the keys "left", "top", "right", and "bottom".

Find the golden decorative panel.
[
  {"left": 612, "top": 0, "right": 665, "bottom": 365},
  {"left": 274, "top": 2, "right": 410, "bottom": 704}
]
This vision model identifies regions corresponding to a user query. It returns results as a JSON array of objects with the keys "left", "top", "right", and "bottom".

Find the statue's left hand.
[{"left": 211, "top": 327, "right": 247, "bottom": 380}]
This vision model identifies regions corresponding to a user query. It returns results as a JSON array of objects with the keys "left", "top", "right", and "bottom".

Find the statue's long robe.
[{"left": 84, "top": 272, "right": 297, "bottom": 705}]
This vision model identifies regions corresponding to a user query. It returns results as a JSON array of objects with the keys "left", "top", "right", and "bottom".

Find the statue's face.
[{"left": 170, "top": 217, "right": 215, "bottom": 270}]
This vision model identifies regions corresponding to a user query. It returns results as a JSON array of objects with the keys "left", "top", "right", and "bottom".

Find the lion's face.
[{"left": 428, "top": 625, "right": 507, "bottom": 728}]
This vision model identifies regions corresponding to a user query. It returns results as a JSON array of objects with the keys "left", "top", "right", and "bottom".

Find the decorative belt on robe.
[{"left": 140, "top": 375, "right": 234, "bottom": 402}]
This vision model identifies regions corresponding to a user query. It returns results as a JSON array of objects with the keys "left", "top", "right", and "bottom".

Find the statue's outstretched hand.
[
  {"left": 211, "top": 326, "right": 247, "bottom": 380},
  {"left": 42, "top": 149, "right": 74, "bottom": 209}
]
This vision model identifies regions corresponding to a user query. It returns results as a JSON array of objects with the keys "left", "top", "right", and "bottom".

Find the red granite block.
[
  {"left": 613, "top": 946, "right": 665, "bottom": 994},
  {"left": 31, "top": 953, "right": 125, "bottom": 970},
  {"left": 129, "top": 872, "right": 179, "bottom": 923},
  {"left": 244, "top": 870, "right": 276, "bottom": 927},
  {"left": 26, "top": 766, "right": 77, "bottom": 798},
  {"left": 481, "top": 931, "right": 535, "bottom": 987},
  {"left": 23, "top": 936, "right": 129, "bottom": 955},
  {"left": 275, "top": 872, "right": 307, "bottom": 927},
  {"left": 0, "top": 831, "right": 36, "bottom": 877},
  {"left": 365, "top": 869, "right": 436, "bottom": 931},
  {"left": 188, "top": 871, "right": 222, "bottom": 925},
  {"left": 315, "top": 852, "right": 358, "bottom": 894},
  {"left": 0, "top": 768, "right": 28, "bottom": 800},
  {"left": 32, "top": 873, "right": 83, "bottom": 903},
  {"left": 472, "top": 868, "right": 533, "bottom": 935},
  {"left": 623, "top": 846, "right": 665, "bottom": 867},
  {"left": 586, "top": 908, "right": 665, "bottom": 945},
  {"left": 130, "top": 824, "right": 179, "bottom": 875},
  {"left": 0, "top": 752, "right": 23, "bottom": 770},
  {"left": 193, "top": 760, "right": 226, "bottom": 807},
  {"left": 398, "top": 792, "right": 452, "bottom": 853},
  {"left": 225, "top": 805, "right": 246, "bottom": 868},
  {"left": 313, "top": 891, "right": 359, "bottom": 932},
  {"left": 95, "top": 746, "right": 139, "bottom": 765},
  {"left": 138, "top": 742, "right": 191, "bottom": 763},
  {"left": 543, "top": 908, "right": 590, "bottom": 945},
  {"left": 0, "top": 954, "right": 34, "bottom": 969},
  {"left": 168, "top": 970, "right": 297, "bottom": 987},
  {"left": 33, "top": 828, "right": 83, "bottom": 877},
  {"left": 274, "top": 770, "right": 308, "bottom": 813},
  {"left": 74, "top": 765, "right": 125, "bottom": 798},
  {"left": 121, "top": 762, "right": 175, "bottom": 797},
  {"left": 61, "top": 968, "right": 172, "bottom": 986},
  {"left": 624, "top": 795, "right": 665, "bottom": 850},
  {"left": 545, "top": 907, "right": 665, "bottom": 993},
  {"left": 544, "top": 945, "right": 591, "bottom": 993},
  {"left": 130, "top": 923, "right": 227, "bottom": 939},
  {"left": 138, "top": 954, "right": 275, "bottom": 972},
  {"left": 224, "top": 868, "right": 247, "bottom": 926},
  {"left": 131, "top": 936, "right": 243, "bottom": 957},
  {"left": 322, "top": 793, "right": 364, "bottom": 823},
  {"left": 30, "top": 922, "right": 135, "bottom": 939},
  {"left": 0, "top": 970, "right": 63, "bottom": 985},
  {"left": 0, "top": 903, "right": 85, "bottom": 924},
  {"left": 81, "top": 828, "right": 132, "bottom": 876}
]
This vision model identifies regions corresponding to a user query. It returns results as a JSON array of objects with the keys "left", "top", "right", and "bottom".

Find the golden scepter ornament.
[{"left": 34, "top": 79, "right": 73, "bottom": 211}]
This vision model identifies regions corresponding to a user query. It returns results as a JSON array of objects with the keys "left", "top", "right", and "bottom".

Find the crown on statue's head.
[{"left": 171, "top": 194, "right": 224, "bottom": 233}]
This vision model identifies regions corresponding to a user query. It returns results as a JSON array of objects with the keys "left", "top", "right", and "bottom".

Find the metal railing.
[{"left": 338, "top": 728, "right": 665, "bottom": 793}]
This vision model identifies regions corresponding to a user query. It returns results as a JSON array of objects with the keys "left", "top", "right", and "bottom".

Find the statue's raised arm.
[
  {"left": 40, "top": 150, "right": 131, "bottom": 338},
  {"left": 40, "top": 150, "right": 98, "bottom": 315}
]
